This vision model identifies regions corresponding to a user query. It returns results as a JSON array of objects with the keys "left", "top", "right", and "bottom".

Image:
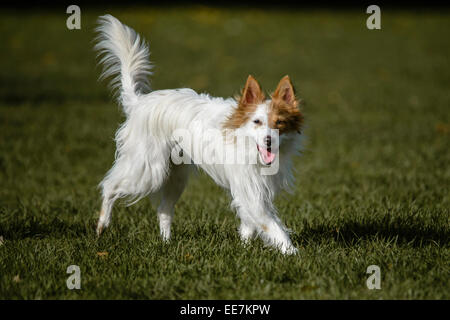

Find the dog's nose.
[{"left": 264, "top": 135, "right": 272, "bottom": 147}]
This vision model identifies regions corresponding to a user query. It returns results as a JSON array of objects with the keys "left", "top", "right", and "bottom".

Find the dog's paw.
[
  {"left": 281, "top": 245, "right": 299, "bottom": 255},
  {"left": 96, "top": 224, "right": 104, "bottom": 237}
]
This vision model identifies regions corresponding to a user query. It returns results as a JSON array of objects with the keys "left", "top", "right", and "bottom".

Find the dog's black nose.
[{"left": 264, "top": 135, "right": 272, "bottom": 147}]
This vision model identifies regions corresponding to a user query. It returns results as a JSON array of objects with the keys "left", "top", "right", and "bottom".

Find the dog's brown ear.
[
  {"left": 240, "top": 75, "right": 265, "bottom": 106},
  {"left": 272, "top": 75, "right": 298, "bottom": 108}
]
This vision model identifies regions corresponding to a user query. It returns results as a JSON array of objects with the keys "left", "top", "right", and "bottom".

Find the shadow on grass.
[
  {"left": 0, "top": 217, "right": 93, "bottom": 240},
  {"left": 1, "top": 214, "right": 448, "bottom": 248},
  {"left": 294, "top": 218, "right": 449, "bottom": 247}
]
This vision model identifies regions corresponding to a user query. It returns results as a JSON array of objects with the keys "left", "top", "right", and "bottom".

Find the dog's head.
[{"left": 224, "top": 75, "right": 303, "bottom": 165}]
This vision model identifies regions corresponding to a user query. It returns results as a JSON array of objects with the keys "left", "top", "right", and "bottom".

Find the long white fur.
[
  {"left": 94, "top": 14, "right": 152, "bottom": 111},
  {"left": 94, "top": 14, "right": 302, "bottom": 254}
]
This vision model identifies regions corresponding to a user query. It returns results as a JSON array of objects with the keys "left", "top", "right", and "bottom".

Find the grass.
[{"left": 0, "top": 6, "right": 449, "bottom": 299}]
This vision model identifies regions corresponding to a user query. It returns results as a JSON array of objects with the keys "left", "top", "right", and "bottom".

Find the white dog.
[{"left": 94, "top": 15, "right": 304, "bottom": 254}]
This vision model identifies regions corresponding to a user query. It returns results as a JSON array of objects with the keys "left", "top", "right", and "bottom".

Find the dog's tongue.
[{"left": 258, "top": 145, "right": 276, "bottom": 164}]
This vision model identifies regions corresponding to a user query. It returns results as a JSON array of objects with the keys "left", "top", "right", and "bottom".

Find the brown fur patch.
[
  {"left": 223, "top": 75, "right": 265, "bottom": 129},
  {"left": 261, "top": 224, "right": 268, "bottom": 232},
  {"left": 269, "top": 75, "right": 303, "bottom": 134},
  {"left": 223, "top": 75, "right": 303, "bottom": 134}
]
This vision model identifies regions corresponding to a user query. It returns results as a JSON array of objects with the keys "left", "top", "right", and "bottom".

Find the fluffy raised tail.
[{"left": 94, "top": 14, "right": 152, "bottom": 114}]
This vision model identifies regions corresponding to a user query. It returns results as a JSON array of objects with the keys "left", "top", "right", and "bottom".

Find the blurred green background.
[{"left": 0, "top": 5, "right": 449, "bottom": 299}]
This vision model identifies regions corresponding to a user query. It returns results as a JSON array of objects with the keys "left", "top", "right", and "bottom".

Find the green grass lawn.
[{"left": 0, "top": 6, "right": 449, "bottom": 299}]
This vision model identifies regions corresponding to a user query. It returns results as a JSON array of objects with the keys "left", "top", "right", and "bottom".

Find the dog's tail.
[{"left": 94, "top": 14, "right": 152, "bottom": 114}]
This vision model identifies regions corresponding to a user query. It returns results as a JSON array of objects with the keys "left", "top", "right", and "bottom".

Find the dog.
[{"left": 94, "top": 15, "right": 304, "bottom": 254}]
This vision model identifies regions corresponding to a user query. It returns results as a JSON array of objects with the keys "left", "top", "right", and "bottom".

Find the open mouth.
[{"left": 257, "top": 144, "right": 276, "bottom": 165}]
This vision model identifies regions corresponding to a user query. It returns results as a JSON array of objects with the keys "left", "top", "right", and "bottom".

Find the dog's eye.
[
  {"left": 276, "top": 120, "right": 285, "bottom": 126},
  {"left": 253, "top": 119, "right": 261, "bottom": 124}
]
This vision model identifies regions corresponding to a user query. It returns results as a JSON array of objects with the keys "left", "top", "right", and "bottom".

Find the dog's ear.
[
  {"left": 272, "top": 75, "right": 298, "bottom": 108},
  {"left": 240, "top": 75, "right": 265, "bottom": 106}
]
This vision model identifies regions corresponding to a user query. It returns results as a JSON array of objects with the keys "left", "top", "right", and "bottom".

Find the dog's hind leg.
[
  {"left": 96, "top": 192, "right": 118, "bottom": 236},
  {"left": 96, "top": 172, "right": 126, "bottom": 236},
  {"left": 153, "top": 164, "right": 190, "bottom": 241},
  {"left": 96, "top": 143, "right": 173, "bottom": 236}
]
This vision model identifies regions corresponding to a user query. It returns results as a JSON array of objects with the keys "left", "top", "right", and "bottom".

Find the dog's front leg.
[
  {"left": 238, "top": 221, "right": 256, "bottom": 243},
  {"left": 257, "top": 217, "right": 298, "bottom": 255},
  {"left": 233, "top": 198, "right": 297, "bottom": 255}
]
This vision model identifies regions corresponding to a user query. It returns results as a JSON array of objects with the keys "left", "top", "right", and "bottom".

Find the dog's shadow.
[
  {"left": 2, "top": 214, "right": 448, "bottom": 248},
  {"left": 292, "top": 218, "right": 449, "bottom": 247},
  {"left": 0, "top": 217, "right": 91, "bottom": 241}
]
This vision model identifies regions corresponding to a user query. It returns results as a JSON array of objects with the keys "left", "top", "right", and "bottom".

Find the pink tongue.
[{"left": 259, "top": 146, "right": 276, "bottom": 164}]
